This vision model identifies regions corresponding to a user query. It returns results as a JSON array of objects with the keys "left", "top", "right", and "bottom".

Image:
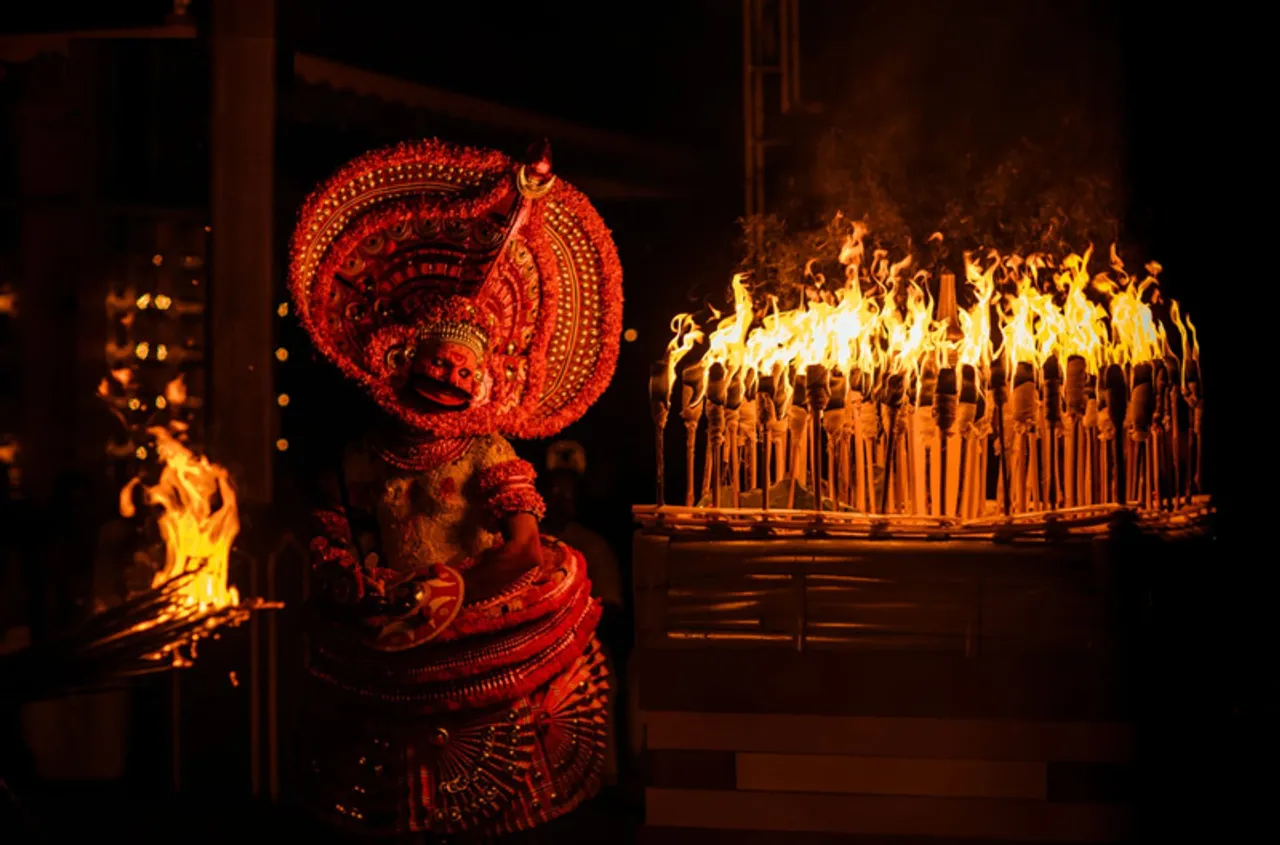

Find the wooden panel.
[
  {"left": 736, "top": 753, "right": 1046, "bottom": 800},
  {"left": 634, "top": 533, "right": 671, "bottom": 647},
  {"left": 646, "top": 788, "right": 1132, "bottom": 842},
  {"left": 657, "top": 537, "right": 1094, "bottom": 579},
  {"left": 981, "top": 572, "right": 1111, "bottom": 654},
  {"left": 649, "top": 750, "right": 737, "bottom": 789},
  {"left": 643, "top": 712, "right": 1136, "bottom": 763},
  {"left": 637, "top": 648, "right": 1132, "bottom": 720},
  {"left": 639, "top": 829, "right": 1104, "bottom": 845},
  {"left": 634, "top": 532, "right": 1123, "bottom": 655},
  {"left": 665, "top": 571, "right": 796, "bottom": 639},
  {"left": 804, "top": 571, "right": 975, "bottom": 651}
]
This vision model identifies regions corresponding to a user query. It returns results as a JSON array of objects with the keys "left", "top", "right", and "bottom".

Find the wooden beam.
[
  {"left": 0, "top": 25, "right": 196, "bottom": 62},
  {"left": 643, "top": 711, "right": 1136, "bottom": 763},
  {"left": 210, "top": 0, "right": 275, "bottom": 504},
  {"left": 293, "top": 52, "right": 696, "bottom": 171},
  {"left": 735, "top": 753, "right": 1048, "bottom": 800},
  {"left": 646, "top": 788, "right": 1133, "bottom": 842}
]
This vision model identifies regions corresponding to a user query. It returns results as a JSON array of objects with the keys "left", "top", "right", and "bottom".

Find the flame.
[
  {"left": 1053, "top": 250, "right": 1109, "bottom": 371},
  {"left": 1092, "top": 250, "right": 1166, "bottom": 368},
  {"left": 667, "top": 219, "right": 1197, "bottom": 403},
  {"left": 1169, "top": 301, "right": 1191, "bottom": 389},
  {"left": 165, "top": 374, "right": 189, "bottom": 407},
  {"left": 120, "top": 427, "right": 241, "bottom": 617},
  {"left": 998, "top": 260, "right": 1059, "bottom": 370},
  {"left": 957, "top": 251, "right": 997, "bottom": 369},
  {"left": 665, "top": 313, "right": 703, "bottom": 400},
  {"left": 704, "top": 274, "right": 755, "bottom": 374}
]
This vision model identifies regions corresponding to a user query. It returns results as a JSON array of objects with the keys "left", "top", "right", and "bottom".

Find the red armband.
[
  {"left": 478, "top": 458, "right": 546, "bottom": 521},
  {"left": 309, "top": 507, "right": 388, "bottom": 606},
  {"left": 312, "top": 507, "right": 354, "bottom": 547}
]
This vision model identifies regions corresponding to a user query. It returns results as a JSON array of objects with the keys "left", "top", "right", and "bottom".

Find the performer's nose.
[{"left": 447, "top": 368, "right": 470, "bottom": 392}]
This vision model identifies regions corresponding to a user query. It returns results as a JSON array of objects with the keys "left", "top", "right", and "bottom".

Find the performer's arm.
[
  {"left": 308, "top": 465, "right": 391, "bottom": 613},
  {"left": 470, "top": 445, "right": 546, "bottom": 601}
]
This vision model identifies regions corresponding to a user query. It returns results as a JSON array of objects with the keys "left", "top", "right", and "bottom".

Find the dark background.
[{"left": 1, "top": 1, "right": 1265, "bottom": 842}]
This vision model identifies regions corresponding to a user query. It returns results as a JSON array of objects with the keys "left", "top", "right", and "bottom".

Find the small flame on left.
[
  {"left": 120, "top": 426, "right": 241, "bottom": 616},
  {"left": 112, "top": 422, "right": 266, "bottom": 665}
]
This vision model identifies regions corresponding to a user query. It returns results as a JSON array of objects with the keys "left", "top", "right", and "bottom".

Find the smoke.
[{"left": 737, "top": 0, "right": 1126, "bottom": 297}]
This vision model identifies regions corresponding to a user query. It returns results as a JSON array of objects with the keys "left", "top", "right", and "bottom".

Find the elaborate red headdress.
[{"left": 289, "top": 139, "right": 624, "bottom": 439}]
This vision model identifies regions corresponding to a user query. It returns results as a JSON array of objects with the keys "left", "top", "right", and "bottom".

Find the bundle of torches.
[
  {"left": 2, "top": 389, "right": 274, "bottom": 702},
  {"left": 649, "top": 224, "right": 1205, "bottom": 524},
  {"left": 114, "top": 425, "right": 264, "bottom": 668},
  {"left": 101, "top": 372, "right": 268, "bottom": 671}
]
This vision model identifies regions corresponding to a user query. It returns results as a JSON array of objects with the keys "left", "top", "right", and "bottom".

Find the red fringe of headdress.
[{"left": 288, "top": 139, "right": 622, "bottom": 440}]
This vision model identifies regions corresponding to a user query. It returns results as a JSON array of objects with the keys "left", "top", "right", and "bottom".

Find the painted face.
[{"left": 407, "top": 339, "right": 482, "bottom": 410}]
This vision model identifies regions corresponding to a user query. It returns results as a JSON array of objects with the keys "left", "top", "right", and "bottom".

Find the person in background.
[
  {"left": 541, "top": 441, "right": 622, "bottom": 611},
  {"left": 539, "top": 440, "right": 626, "bottom": 785}
]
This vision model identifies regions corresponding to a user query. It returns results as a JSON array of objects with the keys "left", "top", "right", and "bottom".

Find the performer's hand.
[{"left": 466, "top": 513, "right": 543, "bottom": 602}]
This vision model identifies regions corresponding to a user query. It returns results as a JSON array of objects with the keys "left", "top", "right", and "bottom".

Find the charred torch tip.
[{"left": 526, "top": 138, "right": 553, "bottom": 175}]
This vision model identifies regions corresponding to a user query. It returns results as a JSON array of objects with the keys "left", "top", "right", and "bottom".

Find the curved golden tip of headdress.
[
  {"left": 527, "top": 138, "right": 553, "bottom": 175},
  {"left": 517, "top": 138, "right": 556, "bottom": 200}
]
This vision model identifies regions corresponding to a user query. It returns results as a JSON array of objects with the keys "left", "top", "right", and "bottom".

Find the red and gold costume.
[{"left": 289, "top": 139, "right": 623, "bottom": 836}]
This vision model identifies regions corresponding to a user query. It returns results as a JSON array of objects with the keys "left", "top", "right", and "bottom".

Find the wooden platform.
[{"left": 632, "top": 523, "right": 1210, "bottom": 843}]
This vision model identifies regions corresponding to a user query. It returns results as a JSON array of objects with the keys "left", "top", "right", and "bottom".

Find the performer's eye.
[
  {"left": 458, "top": 368, "right": 471, "bottom": 380},
  {"left": 433, "top": 358, "right": 447, "bottom": 369}
]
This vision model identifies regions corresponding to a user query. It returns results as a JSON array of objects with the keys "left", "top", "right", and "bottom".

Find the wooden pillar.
[
  {"left": 208, "top": 0, "right": 278, "bottom": 803},
  {"left": 210, "top": 0, "right": 276, "bottom": 505},
  {"left": 13, "top": 54, "right": 94, "bottom": 507}
]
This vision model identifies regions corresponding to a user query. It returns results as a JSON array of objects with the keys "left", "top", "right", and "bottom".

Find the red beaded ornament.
[{"left": 289, "top": 138, "right": 624, "bottom": 439}]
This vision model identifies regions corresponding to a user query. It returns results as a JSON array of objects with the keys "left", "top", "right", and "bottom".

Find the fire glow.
[
  {"left": 121, "top": 427, "right": 241, "bottom": 615},
  {"left": 650, "top": 221, "right": 1204, "bottom": 523},
  {"left": 117, "top": 425, "right": 261, "bottom": 665},
  {"left": 0, "top": 413, "right": 277, "bottom": 698}
]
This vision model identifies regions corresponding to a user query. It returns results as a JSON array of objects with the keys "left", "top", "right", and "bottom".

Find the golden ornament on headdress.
[
  {"left": 516, "top": 164, "right": 557, "bottom": 200},
  {"left": 419, "top": 320, "right": 489, "bottom": 360}
]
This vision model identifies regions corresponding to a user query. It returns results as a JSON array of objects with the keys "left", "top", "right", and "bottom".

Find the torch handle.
[
  {"left": 880, "top": 412, "right": 898, "bottom": 515},
  {"left": 828, "top": 432, "right": 838, "bottom": 508},
  {"left": 811, "top": 410, "right": 824, "bottom": 515},
  {"left": 1111, "top": 437, "right": 1123, "bottom": 506},
  {"left": 655, "top": 427, "right": 666, "bottom": 507},
  {"left": 728, "top": 415, "right": 741, "bottom": 509},
  {"left": 707, "top": 405, "right": 725, "bottom": 510},
  {"left": 995, "top": 401, "right": 1011, "bottom": 516},
  {"left": 684, "top": 422, "right": 698, "bottom": 507},
  {"left": 939, "top": 431, "right": 949, "bottom": 517},
  {"left": 1065, "top": 418, "right": 1078, "bottom": 508},
  {"left": 760, "top": 419, "right": 771, "bottom": 511}
]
